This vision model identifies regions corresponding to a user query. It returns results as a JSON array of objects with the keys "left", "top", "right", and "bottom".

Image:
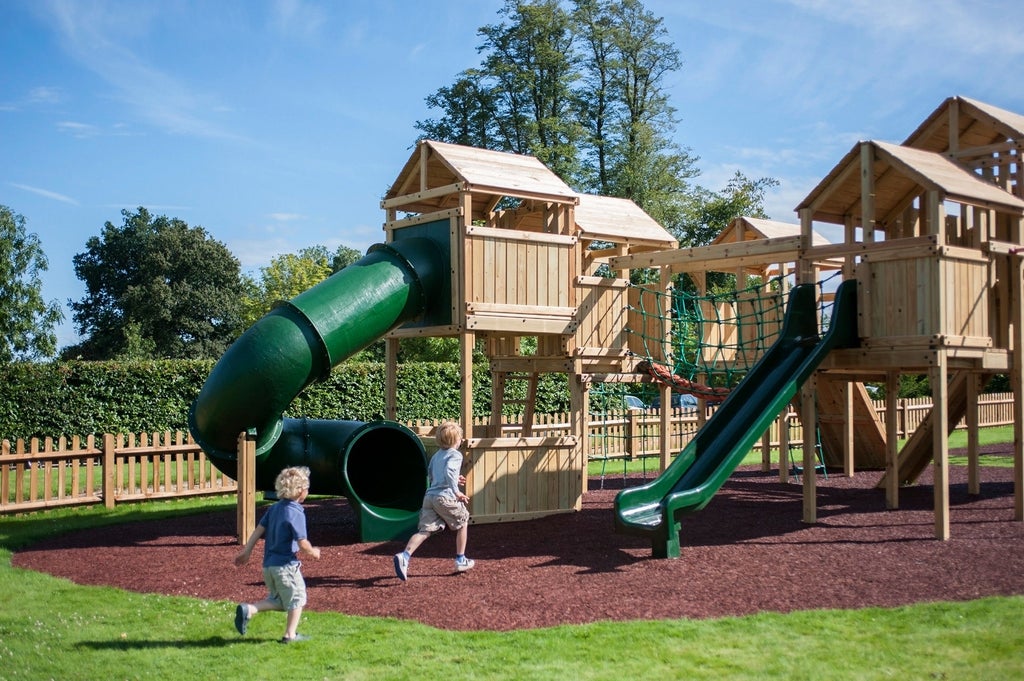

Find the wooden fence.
[
  {"left": 1, "top": 431, "right": 237, "bottom": 514},
  {"left": 1, "top": 393, "right": 1013, "bottom": 515}
]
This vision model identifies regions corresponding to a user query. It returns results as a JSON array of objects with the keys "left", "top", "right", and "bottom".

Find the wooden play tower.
[
  {"left": 378, "top": 95, "right": 1024, "bottom": 539},
  {"left": 381, "top": 140, "right": 676, "bottom": 524}
]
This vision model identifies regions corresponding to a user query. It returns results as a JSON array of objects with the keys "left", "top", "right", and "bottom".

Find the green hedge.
[{"left": 0, "top": 360, "right": 570, "bottom": 440}]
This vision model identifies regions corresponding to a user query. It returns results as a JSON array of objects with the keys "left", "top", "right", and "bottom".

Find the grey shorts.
[
  {"left": 262, "top": 561, "right": 307, "bottom": 611},
  {"left": 418, "top": 493, "right": 470, "bottom": 533}
]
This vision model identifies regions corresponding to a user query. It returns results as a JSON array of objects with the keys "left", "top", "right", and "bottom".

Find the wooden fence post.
[
  {"left": 103, "top": 433, "right": 116, "bottom": 509},
  {"left": 236, "top": 431, "right": 256, "bottom": 545}
]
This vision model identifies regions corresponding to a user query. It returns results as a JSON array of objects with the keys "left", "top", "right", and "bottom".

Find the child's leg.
[
  {"left": 403, "top": 530, "right": 430, "bottom": 556},
  {"left": 284, "top": 606, "right": 303, "bottom": 639},
  {"left": 247, "top": 596, "right": 284, "bottom": 615},
  {"left": 455, "top": 524, "right": 468, "bottom": 556}
]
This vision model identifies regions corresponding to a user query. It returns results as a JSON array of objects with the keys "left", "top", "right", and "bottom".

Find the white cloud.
[
  {"left": 269, "top": 212, "right": 305, "bottom": 222},
  {"left": 43, "top": 0, "right": 246, "bottom": 141},
  {"left": 9, "top": 182, "right": 79, "bottom": 205},
  {"left": 56, "top": 121, "right": 100, "bottom": 138}
]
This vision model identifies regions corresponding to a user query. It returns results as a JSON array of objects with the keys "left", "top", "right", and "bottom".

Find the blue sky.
[{"left": 3, "top": 0, "right": 1023, "bottom": 350}]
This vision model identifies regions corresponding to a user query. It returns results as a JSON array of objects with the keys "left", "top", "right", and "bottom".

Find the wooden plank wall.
[
  {"left": 465, "top": 439, "right": 583, "bottom": 523},
  {"left": 464, "top": 227, "right": 572, "bottom": 307},
  {"left": 574, "top": 276, "right": 629, "bottom": 356}
]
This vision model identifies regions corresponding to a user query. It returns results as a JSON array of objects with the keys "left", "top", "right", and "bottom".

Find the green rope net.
[{"left": 590, "top": 271, "right": 844, "bottom": 410}]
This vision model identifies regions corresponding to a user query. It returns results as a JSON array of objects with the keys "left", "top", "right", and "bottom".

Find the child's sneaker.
[
  {"left": 393, "top": 552, "right": 409, "bottom": 581},
  {"left": 455, "top": 556, "right": 475, "bottom": 572}
]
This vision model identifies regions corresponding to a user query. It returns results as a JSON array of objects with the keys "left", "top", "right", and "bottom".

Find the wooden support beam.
[
  {"left": 236, "top": 431, "right": 256, "bottom": 546},
  {"left": 931, "top": 352, "right": 950, "bottom": 540}
]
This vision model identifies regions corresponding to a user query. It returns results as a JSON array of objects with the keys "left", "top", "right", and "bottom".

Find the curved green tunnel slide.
[{"left": 188, "top": 237, "right": 446, "bottom": 541}]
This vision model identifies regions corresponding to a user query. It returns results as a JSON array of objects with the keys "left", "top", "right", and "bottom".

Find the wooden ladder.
[{"left": 493, "top": 371, "right": 540, "bottom": 437}]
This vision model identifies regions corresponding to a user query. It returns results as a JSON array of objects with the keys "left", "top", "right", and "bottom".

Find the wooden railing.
[
  {"left": 0, "top": 393, "right": 1013, "bottom": 515},
  {"left": 1, "top": 431, "right": 236, "bottom": 514}
]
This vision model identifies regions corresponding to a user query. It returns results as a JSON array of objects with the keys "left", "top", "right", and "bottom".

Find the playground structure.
[{"left": 189, "top": 95, "right": 1024, "bottom": 557}]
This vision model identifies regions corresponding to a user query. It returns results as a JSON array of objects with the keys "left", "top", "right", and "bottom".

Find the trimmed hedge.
[{"left": 0, "top": 360, "right": 570, "bottom": 440}]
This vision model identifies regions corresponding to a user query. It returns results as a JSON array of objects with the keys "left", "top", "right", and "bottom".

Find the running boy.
[
  {"left": 393, "top": 421, "right": 474, "bottom": 580},
  {"left": 234, "top": 466, "right": 321, "bottom": 643}
]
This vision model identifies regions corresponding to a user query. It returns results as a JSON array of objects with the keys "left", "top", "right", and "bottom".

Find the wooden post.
[
  {"left": 931, "top": 352, "right": 950, "bottom": 540},
  {"left": 778, "top": 410, "right": 789, "bottom": 483},
  {"left": 103, "top": 433, "right": 116, "bottom": 510},
  {"left": 1013, "top": 251, "right": 1024, "bottom": 521},
  {"left": 842, "top": 380, "right": 855, "bottom": 477},
  {"left": 966, "top": 373, "right": 980, "bottom": 495},
  {"left": 236, "top": 431, "right": 256, "bottom": 545},
  {"left": 885, "top": 371, "right": 900, "bottom": 509},
  {"left": 801, "top": 378, "right": 817, "bottom": 524}
]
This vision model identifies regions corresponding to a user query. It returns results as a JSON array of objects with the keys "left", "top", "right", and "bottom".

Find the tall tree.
[
  {"left": 0, "top": 206, "right": 63, "bottom": 362},
  {"left": 417, "top": 0, "right": 776, "bottom": 250},
  {"left": 680, "top": 171, "right": 780, "bottom": 248},
  {"left": 68, "top": 207, "right": 244, "bottom": 360},
  {"left": 416, "top": 71, "right": 497, "bottom": 148},
  {"left": 575, "top": 0, "right": 699, "bottom": 223},
  {"left": 420, "top": 0, "right": 583, "bottom": 183},
  {"left": 240, "top": 245, "right": 333, "bottom": 329}
]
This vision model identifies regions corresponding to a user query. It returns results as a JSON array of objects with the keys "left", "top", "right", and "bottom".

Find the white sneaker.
[
  {"left": 393, "top": 552, "right": 409, "bottom": 581},
  {"left": 455, "top": 557, "right": 475, "bottom": 572}
]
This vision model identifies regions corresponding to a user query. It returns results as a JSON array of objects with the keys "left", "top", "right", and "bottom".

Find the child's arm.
[
  {"left": 297, "top": 538, "right": 320, "bottom": 560},
  {"left": 234, "top": 524, "right": 265, "bottom": 566}
]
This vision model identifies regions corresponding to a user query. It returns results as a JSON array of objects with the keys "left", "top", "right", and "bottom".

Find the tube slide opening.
[{"left": 344, "top": 424, "right": 427, "bottom": 511}]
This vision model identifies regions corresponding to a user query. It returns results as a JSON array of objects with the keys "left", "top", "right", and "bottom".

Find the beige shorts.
[
  {"left": 262, "top": 561, "right": 307, "bottom": 611},
  {"left": 418, "top": 493, "right": 470, "bottom": 533}
]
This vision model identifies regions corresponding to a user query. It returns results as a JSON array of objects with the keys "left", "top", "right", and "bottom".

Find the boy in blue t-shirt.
[
  {"left": 234, "top": 466, "right": 321, "bottom": 643},
  {"left": 394, "top": 421, "right": 474, "bottom": 581}
]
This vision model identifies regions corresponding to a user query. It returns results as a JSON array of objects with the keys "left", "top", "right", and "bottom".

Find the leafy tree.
[
  {"left": 574, "top": 0, "right": 699, "bottom": 222},
  {"left": 419, "top": 0, "right": 584, "bottom": 183},
  {"left": 417, "top": 0, "right": 778, "bottom": 284},
  {"left": 239, "top": 244, "right": 365, "bottom": 329},
  {"left": 679, "top": 171, "right": 780, "bottom": 248},
  {"left": 240, "top": 246, "right": 333, "bottom": 328},
  {"left": 0, "top": 205, "right": 63, "bottom": 362},
  {"left": 67, "top": 207, "right": 244, "bottom": 360},
  {"left": 331, "top": 244, "right": 363, "bottom": 272},
  {"left": 417, "top": 0, "right": 702, "bottom": 231},
  {"left": 416, "top": 71, "right": 498, "bottom": 148}
]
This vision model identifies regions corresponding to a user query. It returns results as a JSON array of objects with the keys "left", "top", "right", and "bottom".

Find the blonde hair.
[
  {"left": 274, "top": 466, "right": 311, "bottom": 500},
  {"left": 435, "top": 421, "right": 464, "bottom": 450}
]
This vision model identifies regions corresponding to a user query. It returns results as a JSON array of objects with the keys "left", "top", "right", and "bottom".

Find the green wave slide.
[
  {"left": 188, "top": 237, "right": 447, "bottom": 542},
  {"left": 614, "top": 280, "right": 859, "bottom": 558}
]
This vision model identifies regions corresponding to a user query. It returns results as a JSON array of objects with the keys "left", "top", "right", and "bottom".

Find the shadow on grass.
[{"left": 75, "top": 635, "right": 268, "bottom": 650}]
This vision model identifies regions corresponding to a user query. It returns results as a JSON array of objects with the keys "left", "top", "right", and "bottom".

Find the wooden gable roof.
[
  {"left": 903, "top": 96, "right": 1024, "bottom": 154},
  {"left": 575, "top": 194, "right": 677, "bottom": 250},
  {"left": 384, "top": 140, "right": 577, "bottom": 222},
  {"left": 796, "top": 139, "right": 1024, "bottom": 226},
  {"left": 712, "top": 217, "right": 830, "bottom": 246}
]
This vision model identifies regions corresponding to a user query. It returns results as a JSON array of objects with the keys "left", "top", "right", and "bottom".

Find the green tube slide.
[{"left": 188, "top": 237, "right": 446, "bottom": 541}]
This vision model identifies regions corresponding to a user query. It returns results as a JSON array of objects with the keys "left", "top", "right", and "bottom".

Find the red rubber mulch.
[{"left": 12, "top": 445, "right": 1024, "bottom": 631}]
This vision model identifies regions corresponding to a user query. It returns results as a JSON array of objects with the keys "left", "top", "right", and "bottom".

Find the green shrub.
[{"left": 0, "top": 359, "right": 569, "bottom": 439}]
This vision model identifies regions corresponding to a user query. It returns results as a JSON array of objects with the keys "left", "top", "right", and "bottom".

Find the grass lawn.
[{"left": 2, "top": 425, "right": 1022, "bottom": 680}]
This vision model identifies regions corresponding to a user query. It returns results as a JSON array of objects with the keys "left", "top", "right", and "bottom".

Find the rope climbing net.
[{"left": 627, "top": 271, "right": 844, "bottom": 402}]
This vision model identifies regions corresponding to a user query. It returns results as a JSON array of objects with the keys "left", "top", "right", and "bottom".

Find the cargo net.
[{"left": 626, "top": 272, "right": 841, "bottom": 401}]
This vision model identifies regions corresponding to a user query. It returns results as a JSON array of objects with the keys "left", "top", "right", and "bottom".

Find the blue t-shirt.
[
  {"left": 258, "top": 498, "right": 308, "bottom": 567},
  {"left": 425, "top": 446, "right": 463, "bottom": 500}
]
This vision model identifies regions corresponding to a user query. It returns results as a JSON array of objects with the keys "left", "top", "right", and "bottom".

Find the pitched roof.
[
  {"left": 385, "top": 140, "right": 577, "bottom": 220},
  {"left": 903, "top": 96, "right": 1024, "bottom": 153},
  {"left": 712, "top": 217, "right": 830, "bottom": 246},
  {"left": 575, "top": 194, "right": 677, "bottom": 250},
  {"left": 797, "top": 139, "right": 1024, "bottom": 224}
]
